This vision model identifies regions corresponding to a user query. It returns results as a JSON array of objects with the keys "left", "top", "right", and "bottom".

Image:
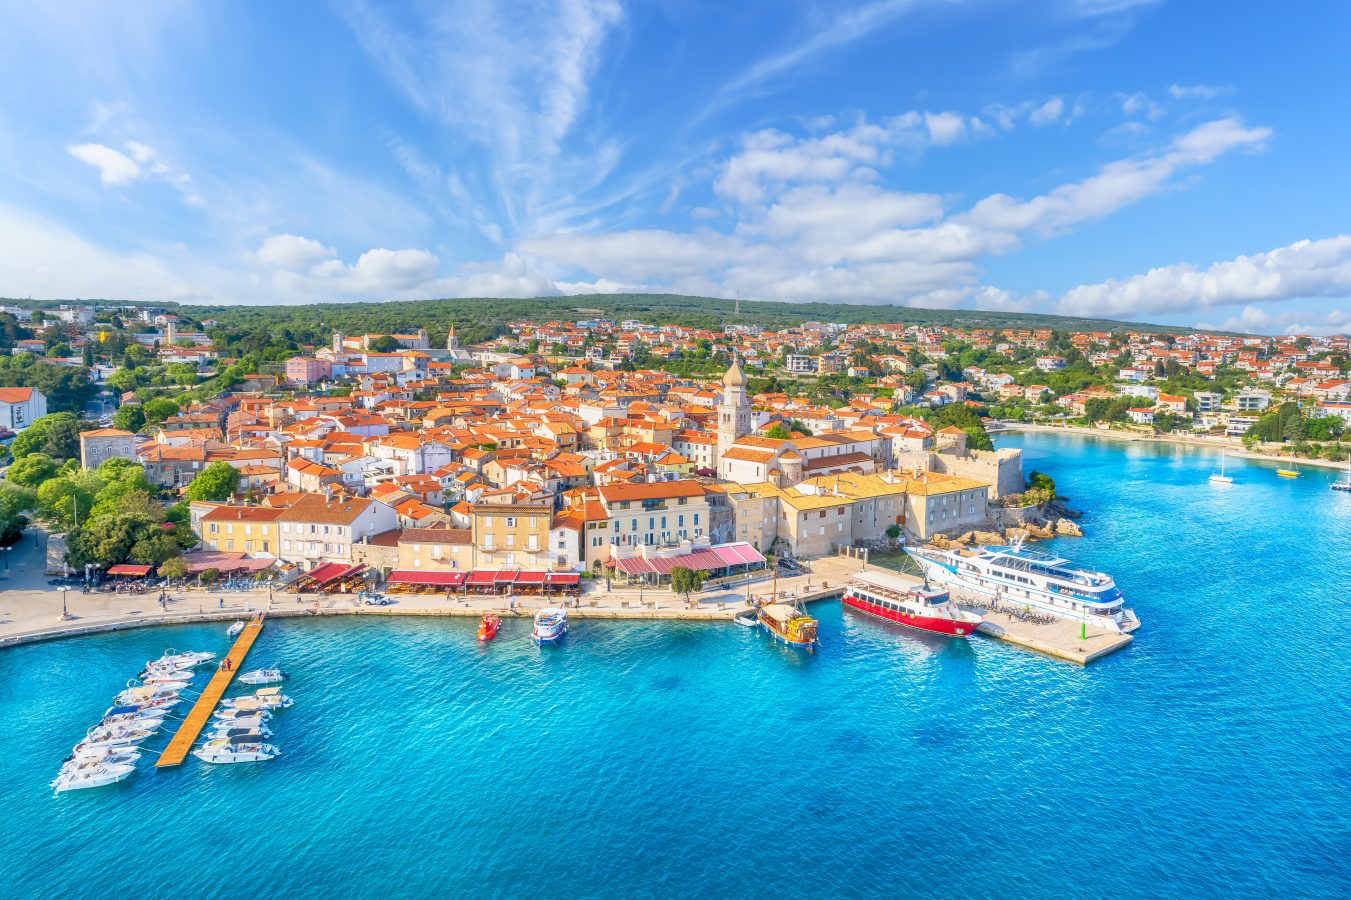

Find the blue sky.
[{"left": 1, "top": 0, "right": 1349, "bottom": 333}]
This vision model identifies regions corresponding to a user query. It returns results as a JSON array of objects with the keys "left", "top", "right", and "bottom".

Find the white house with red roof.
[{"left": 0, "top": 386, "right": 46, "bottom": 432}]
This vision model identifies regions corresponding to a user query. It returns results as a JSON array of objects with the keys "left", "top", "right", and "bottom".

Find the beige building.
[
  {"left": 200, "top": 505, "right": 284, "bottom": 556},
  {"left": 731, "top": 470, "right": 991, "bottom": 555},
  {"left": 80, "top": 427, "right": 138, "bottom": 469},
  {"left": 397, "top": 527, "right": 474, "bottom": 571},
  {"left": 471, "top": 502, "right": 554, "bottom": 570},
  {"left": 276, "top": 494, "right": 399, "bottom": 568}
]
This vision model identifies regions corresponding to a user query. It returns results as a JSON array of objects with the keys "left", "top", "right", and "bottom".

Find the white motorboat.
[
  {"left": 226, "top": 621, "right": 246, "bottom": 637},
  {"left": 155, "top": 650, "right": 216, "bottom": 669},
  {"left": 116, "top": 684, "right": 186, "bottom": 705},
  {"left": 141, "top": 668, "right": 194, "bottom": 685},
  {"left": 67, "top": 746, "right": 141, "bottom": 766},
  {"left": 532, "top": 608, "right": 568, "bottom": 644},
  {"left": 205, "top": 725, "right": 273, "bottom": 742},
  {"left": 52, "top": 761, "right": 135, "bottom": 791},
  {"left": 212, "top": 708, "right": 272, "bottom": 726},
  {"left": 220, "top": 687, "right": 292, "bottom": 711},
  {"left": 85, "top": 724, "right": 156, "bottom": 746},
  {"left": 238, "top": 666, "right": 287, "bottom": 685},
  {"left": 192, "top": 737, "right": 280, "bottom": 763},
  {"left": 100, "top": 712, "right": 165, "bottom": 732}
]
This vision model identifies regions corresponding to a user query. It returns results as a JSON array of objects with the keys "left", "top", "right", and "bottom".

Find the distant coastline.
[{"left": 997, "top": 422, "right": 1349, "bottom": 472}]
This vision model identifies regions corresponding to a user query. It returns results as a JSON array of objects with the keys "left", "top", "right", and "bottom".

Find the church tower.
[
  {"left": 717, "top": 357, "right": 751, "bottom": 464},
  {"left": 332, "top": 330, "right": 345, "bottom": 354},
  {"left": 446, "top": 323, "right": 459, "bottom": 352}
]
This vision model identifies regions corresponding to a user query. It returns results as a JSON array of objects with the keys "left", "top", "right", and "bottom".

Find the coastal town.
[{"left": 0, "top": 300, "right": 1346, "bottom": 660}]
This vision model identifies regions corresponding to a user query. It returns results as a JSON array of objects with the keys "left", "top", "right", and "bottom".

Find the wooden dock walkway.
[{"left": 156, "top": 614, "right": 265, "bottom": 767}]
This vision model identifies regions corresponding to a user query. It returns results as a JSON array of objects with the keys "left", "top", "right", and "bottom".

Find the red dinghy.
[{"left": 477, "top": 615, "right": 501, "bottom": 642}]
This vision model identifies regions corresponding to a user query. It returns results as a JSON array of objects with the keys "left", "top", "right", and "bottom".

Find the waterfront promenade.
[{"left": 0, "top": 529, "right": 1130, "bottom": 662}]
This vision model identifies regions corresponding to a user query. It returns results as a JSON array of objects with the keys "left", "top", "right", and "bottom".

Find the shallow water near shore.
[{"left": 3, "top": 432, "right": 1350, "bottom": 898}]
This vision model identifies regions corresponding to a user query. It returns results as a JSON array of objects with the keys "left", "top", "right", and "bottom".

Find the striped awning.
[{"left": 611, "top": 542, "right": 766, "bottom": 576}]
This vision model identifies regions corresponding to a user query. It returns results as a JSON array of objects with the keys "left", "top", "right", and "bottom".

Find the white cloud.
[
  {"left": 964, "top": 118, "right": 1270, "bottom": 237},
  {"left": 67, "top": 143, "right": 140, "bottom": 185},
  {"left": 1118, "top": 91, "right": 1165, "bottom": 121},
  {"left": 1059, "top": 235, "right": 1351, "bottom": 317},
  {"left": 515, "top": 117, "right": 1272, "bottom": 309},
  {"left": 67, "top": 138, "right": 200, "bottom": 203},
  {"left": 256, "top": 234, "right": 336, "bottom": 269},
  {"left": 1167, "top": 83, "right": 1226, "bottom": 100},
  {"left": 1028, "top": 96, "right": 1065, "bottom": 126}
]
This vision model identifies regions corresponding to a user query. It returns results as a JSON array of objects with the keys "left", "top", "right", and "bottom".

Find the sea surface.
[{"left": 3, "top": 432, "right": 1350, "bottom": 899}]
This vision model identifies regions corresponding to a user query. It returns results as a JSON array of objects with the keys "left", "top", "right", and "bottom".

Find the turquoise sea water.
[{"left": 3, "top": 432, "right": 1351, "bottom": 898}]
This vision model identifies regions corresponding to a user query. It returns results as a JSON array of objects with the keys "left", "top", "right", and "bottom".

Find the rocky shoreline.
[{"left": 932, "top": 498, "right": 1084, "bottom": 550}]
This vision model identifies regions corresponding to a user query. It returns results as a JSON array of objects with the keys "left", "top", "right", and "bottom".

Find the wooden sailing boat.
[{"left": 1332, "top": 454, "right": 1351, "bottom": 493}]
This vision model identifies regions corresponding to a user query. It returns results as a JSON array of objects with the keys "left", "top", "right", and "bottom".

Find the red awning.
[
  {"left": 466, "top": 570, "right": 499, "bottom": 586},
  {"left": 301, "top": 562, "right": 344, "bottom": 584},
  {"left": 315, "top": 563, "right": 366, "bottom": 585},
  {"left": 611, "top": 542, "right": 766, "bottom": 577},
  {"left": 545, "top": 573, "right": 581, "bottom": 586},
  {"left": 494, "top": 571, "right": 518, "bottom": 584},
  {"left": 515, "top": 571, "right": 546, "bottom": 584},
  {"left": 388, "top": 570, "right": 466, "bottom": 586},
  {"left": 107, "top": 564, "right": 153, "bottom": 577}
]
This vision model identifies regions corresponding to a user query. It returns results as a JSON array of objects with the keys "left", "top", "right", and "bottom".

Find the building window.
[{"left": 506, "top": 517, "right": 516, "bottom": 527}]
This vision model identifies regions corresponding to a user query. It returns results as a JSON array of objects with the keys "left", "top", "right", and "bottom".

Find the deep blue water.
[{"left": 3, "top": 432, "right": 1350, "bottom": 899}]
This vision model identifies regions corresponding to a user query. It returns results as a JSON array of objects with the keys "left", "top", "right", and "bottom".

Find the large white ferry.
[{"left": 905, "top": 538, "right": 1139, "bottom": 633}]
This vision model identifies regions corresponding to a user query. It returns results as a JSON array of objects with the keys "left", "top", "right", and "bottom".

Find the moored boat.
[
  {"left": 1209, "top": 451, "right": 1233, "bottom": 484},
  {"left": 155, "top": 650, "right": 216, "bottom": 669},
  {"left": 757, "top": 602, "right": 818, "bottom": 650},
  {"left": 477, "top": 614, "right": 501, "bottom": 642},
  {"left": 906, "top": 537, "right": 1139, "bottom": 633},
  {"left": 843, "top": 569, "right": 983, "bottom": 638},
  {"left": 206, "top": 725, "right": 273, "bottom": 741},
  {"left": 1331, "top": 454, "right": 1351, "bottom": 492},
  {"left": 733, "top": 608, "right": 760, "bottom": 628},
  {"left": 52, "top": 761, "right": 135, "bottom": 792},
  {"left": 226, "top": 620, "right": 246, "bottom": 637},
  {"left": 192, "top": 737, "right": 280, "bottom": 764},
  {"left": 532, "top": 608, "right": 568, "bottom": 644},
  {"left": 238, "top": 666, "right": 287, "bottom": 685},
  {"left": 212, "top": 708, "right": 272, "bottom": 725},
  {"left": 220, "top": 688, "right": 292, "bottom": 711},
  {"left": 1276, "top": 466, "right": 1300, "bottom": 478}
]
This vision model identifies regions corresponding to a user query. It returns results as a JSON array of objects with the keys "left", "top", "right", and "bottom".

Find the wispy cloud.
[{"left": 697, "top": 0, "right": 939, "bottom": 124}]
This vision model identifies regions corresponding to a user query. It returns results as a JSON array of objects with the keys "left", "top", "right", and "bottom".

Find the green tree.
[
  {"left": 130, "top": 531, "right": 182, "bottom": 566},
  {"left": 159, "top": 556, "right": 188, "bottom": 579},
  {"left": 183, "top": 461, "right": 240, "bottom": 502},
  {"left": 764, "top": 424, "right": 791, "bottom": 440},
  {"left": 112, "top": 404, "right": 146, "bottom": 432},
  {"left": 0, "top": 483, "right": 34, "bottom": 543},
  {"left": 367, "top": 335, "right": 401, "bottom": 352},
  {"left": 35, "top": 475, "right": 98, "bottom": 531},
  {"left": 142, "top": 397, "right": 180, "bottom": 427},
  {"left": 670, "top": 566, "right": 705, "bottom": 600},
  {"left": 9, "top": 412, "right": 76, "bottom": 459},
  {"left": 6, "top": 453, "right": 59, "bottom": 488},
  {"left": 41, "top": 417, "right": 82, "bottom": 461}
]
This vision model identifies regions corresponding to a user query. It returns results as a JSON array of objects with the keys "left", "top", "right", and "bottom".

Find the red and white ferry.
[{"left": 842, "top": 569, "right": 983, "bottom": 638}]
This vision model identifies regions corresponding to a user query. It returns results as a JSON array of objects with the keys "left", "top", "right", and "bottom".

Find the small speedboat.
[
  {"left": 141, "top": 667, "right": 194, "bottom": 684},
  {"left": 226, "top": 621, "right": 246, "bottom": 637},
  {"left": 238, "top": 666, "right": 286, "bottom": 685},
  {"left": 477, "top": 615, "right": 501, "bottom": 642},
  {"left": 52, "top": 761, "right": 135, "bottom": 791},
  {"left": 155, "top": 650, "right": 216, "bottom": 669},
  {"left": 532, "top": 608, "right": 568, "bottom": 644},
  {"left": 83, "top": 724, "right": 156, "bottom": 746},
  {"left": 733, "top": 608, "right": 760, "bottom": 628},
  {"left": 66, "top": 746, "right": 142, "bottom": 767},
  {"left": 212, "top": 708, "right": 272, "bottom": 725},
  {"left": 116, "top": 683, "right": 186, "bottom": 704},
  {"left": 220, "top": 687, "right": 292, "bottom": 711},
  {"left": 192, "top": 738, "right": 280, "bottom": 764},
  {"left": 206, "top": 725, "right": 273, "bottom": 742},
  {"left": 100, "top": 711, "right": 165, "bottom": 732}
]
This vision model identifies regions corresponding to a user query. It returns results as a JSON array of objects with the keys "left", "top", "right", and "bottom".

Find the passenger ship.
[
  {"left": 842, "top": 569, "right": 983, "bottom": 638},
  {"left": 904, "top": 538, "right": 1139, "bottom": 633}
]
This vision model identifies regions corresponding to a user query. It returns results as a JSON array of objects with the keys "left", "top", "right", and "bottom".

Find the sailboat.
[
  {"left": 1209, "top": 452, "right": 1233, "bottom": 484},
  {"left": 1332, "top": 454, "right": 1351, "bottom": 493},
  {"left": 1276, "top": 464, "right": 1301, "bottom": 478}
]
